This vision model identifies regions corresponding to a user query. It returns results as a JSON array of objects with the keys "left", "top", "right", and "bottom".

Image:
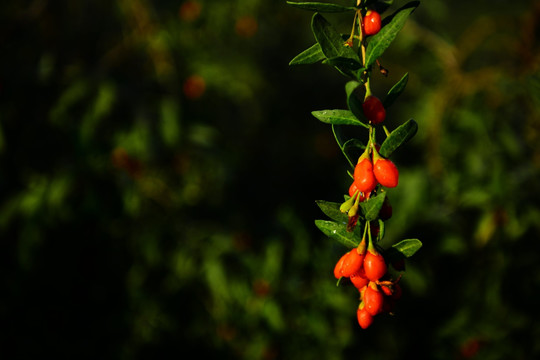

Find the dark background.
[{"left": 1, "top": 0, "right": 540, "bottom": 359}]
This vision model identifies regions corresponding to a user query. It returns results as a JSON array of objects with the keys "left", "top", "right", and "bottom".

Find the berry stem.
[
  {"left": 383, "top": 125, "right": 391, "bottom": 137},
  {"left": 331, "top": 124, "right": 355, "bottom": 169}
]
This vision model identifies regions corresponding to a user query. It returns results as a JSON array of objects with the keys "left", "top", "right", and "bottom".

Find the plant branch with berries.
[{"left": 288, "top": 0, "right": 422, "bottom": 329}]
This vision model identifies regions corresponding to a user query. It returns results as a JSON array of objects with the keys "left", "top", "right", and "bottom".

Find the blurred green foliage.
[{"left": 1, "top": 0, "right": 540, "bottom": 359}]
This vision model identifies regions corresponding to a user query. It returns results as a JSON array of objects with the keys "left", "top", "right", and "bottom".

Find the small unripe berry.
[
  {"left": 353, "top": 158, "right": 377, "bottom": 194},
  {"left": 363, "top": 10, "right": 381, "bottom": 36},
  {"left": 373, "top": 158, "right": 399, "bottom": 188},
  {"left": 357, "top": 305, "right": 373, "bottom": 329},
  {"left": 364, "top": 283, "right": 384, "bottom": 316},
  {"left": 362, "top": 95, "right": 385, "bottom": 124},
  {"left": 363, "top": 250, "right": 387, "bottom": 281}
]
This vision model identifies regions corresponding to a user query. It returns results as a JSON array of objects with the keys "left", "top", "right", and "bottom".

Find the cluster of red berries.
[
  {"left": 334, "top": 235, "right": 402, "bottom": 329},
  {"left": 344, "top": 141, "right": 398, "bottom": 231}
]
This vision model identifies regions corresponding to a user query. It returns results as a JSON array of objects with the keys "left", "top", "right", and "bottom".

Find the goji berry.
[
  {"left": 373, "top": 158, "right": 399, "bottom": 188},
  {"left": 340, "top": 248, "right": 364, "bottom": 277},
  {"left": 363, "top": 250, "right": 387, "bottom": 281},
  {"left": 350, "top": 269, "right": 369, "bottom": 289},
  {"left": 357, "top": 304, "right": 373, "bottom": 329},
  {"left": 362, "top": 95, "right": 385, "bottom": 124},
  {"left": 353, "top": 158, "right": 378, "bottom": 194},
  {"left": 364, "top": 282, "right": 384, "bottom": 316},
  {"left": 363, "top": 10, "right": 381, "bottom": 36}
]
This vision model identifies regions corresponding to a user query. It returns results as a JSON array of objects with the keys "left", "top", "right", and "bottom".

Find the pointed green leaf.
[
  {"left": 287, "top": 1, "right": 357, "bottom": 13},
  {"left": 312, "top": 109, "right": 368, "bottom": 127},
  {"left": 383, "top": 72, "right": 409, "bottom": 108},
  {"left": 289, "top": 43, "right": 325, "bottom": 65},
  {"left": 391, "top": 238, "right": 422, "bottom": 257},
  {"left": 365, "top": 2, "right": 419, "bottom": 68},
  {"left": 360, "top": 192, "right": 386, "bottom": 221},
  {"left": 323, "top": 56, "right": 363, "bottom": 70},
  {"left": 315, "top": 200, "right": 348, "bottom": 224},
  {"left": 311, "top": 13, "right": 361, "bottom": 78},
  {"left": 379, "top": 119, "right": 418, "bottom": 157},
  {"left": 345, "top": 80, "right": 368, "bottom": 123},
  {"left": 315, "top": 220, "right": 361, "bottom": 248}
]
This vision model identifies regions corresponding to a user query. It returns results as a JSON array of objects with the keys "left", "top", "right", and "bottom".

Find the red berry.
[
  {"left": 340, "top": 248, "right": 364, "bottom": 278},
  {"left": 350, "top": 269, "right": 369, "bottom": 289},
  {"left": 357, "top": 306, "right": 373, "bottom": 329},
  {"left": 333, "top": 252, "right": 347, "bottom": 279},
  {"left": 363, "top": 251, "right": 387, "bottom": 281},
  {"left": 363, "top": 10, "right": 381, "bottom": 36},
  {"left": 364, "top": 283, "right": 384, "bottom": 316},
  {"left": 373, "top": 158, "right": 399, "bottom": 188},
  {"left": 353, "top": 158, "right": 377, "bottom": 194},
  {"left": 362, "top": 95, "right": 385, "bottom": 124},
  {"left": 381, "top": 285, "right": 393, "bottom": 297}
]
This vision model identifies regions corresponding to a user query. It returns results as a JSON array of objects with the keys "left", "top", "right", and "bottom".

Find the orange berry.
[
  {"left": 357, "top": 305, "right": 374, "bottom": 329},
  {"left": 350, "top": 269, "right": 369, "bottom": 289},
  {"left": 333, "top": 252, "right": 347, "bottom": 279},
  {"left": 364, "top": 283, "right": 384, "bottom": 316},
  {"left": 363, "top": 250, "right": 387, "bottom": 281},
  {"left": 373, "top": 158, "right": 399, "bottom": 188},
  {"left": 340, "top": 248, "right": 364, "bottom": 278},
  {"left": 353, "top": 158, "right": 377, "bottom": 194}
]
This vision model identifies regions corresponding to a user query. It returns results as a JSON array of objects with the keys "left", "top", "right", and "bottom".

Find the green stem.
[{"left": 332, "top": 124, "right": 354, "bottom": 169}]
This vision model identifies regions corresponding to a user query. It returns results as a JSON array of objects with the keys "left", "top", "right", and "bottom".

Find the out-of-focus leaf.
[
  {"left": 365, "top": 1, "right": 419, "bottom": 68},
  {"left": 289, "top": 43, "right": 325, "bottom": 65},
  {"left": 391, "top": 238, "right": 422, "bottom": 257},
  {"left": 312, "top": 109, "right": 368, "bottom": 127},
  {"left": 383, "top": 72, "right": 409, "bottom": 108},
  {"left": 287, "top": 1, "right": 357, "bottom": 13},
  {"left": 379, "top": 119, "right": 418, "bottom": 158},
  {"left": 315, "top": 220, "right": 360, "bottom": 248}
]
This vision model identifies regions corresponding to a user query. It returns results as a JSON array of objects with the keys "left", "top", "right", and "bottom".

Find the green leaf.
[
  {"left": 287, "top": 1, "right": 357, "bottom": 13},
  {"left": 314, "top": 220, "right": 360, "bottom": 248},
  {"left": 383, "top": 72, "right": 408, "bottom": 108},
  {"left": 345, "top": 80, "right": 368, "bottom": 123},
  {"left": 312, "top": 109, "right": 368, "bottom": 127},
  {"left": 360, "top": 192, "right": 386, "bottom": 222},
  {"left": 315, "top": 200, "right": 348, "bottom": 224},
  {"left": 384, "top": 238, "right": 422, "bottom": 264},
  {"left": 379, "top": 119, "right": 418, "bottom": 157},
  {"left": 323, "top": 56, "right": 363, "bottom": 70},
  {"left": 365, "top": 2, "right": 419, "bottom": 68},
  {"left": 311, "top": 13, "right": 361, "bottom": 77},
  {"left": 289, "top": 43, "right": 325, "bottom": 65},
  {"left": 391, "top": 239, "right": 422, "bottom": 258}
]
